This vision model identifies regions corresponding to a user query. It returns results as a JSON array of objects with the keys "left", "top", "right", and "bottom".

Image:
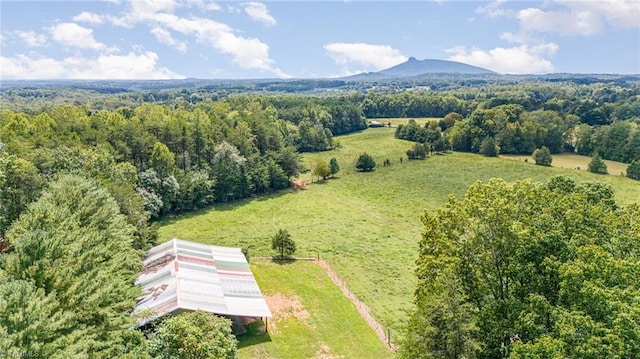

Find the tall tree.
[
  {"left": 404, "top": 177, "right": 640, "bottom": 359},
  {"left": 1, "top": 175, "right": 145, "bottom": 357},
  {"left": 271, "top": 228, "right": 296, "bottom": 260},
  {"left": 329, "top": 157, "right": 340, "bottom": 177}
]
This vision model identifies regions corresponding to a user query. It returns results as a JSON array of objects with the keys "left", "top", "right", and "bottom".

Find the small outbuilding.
[
  {"left": 368, "top": 120, "right": 385, "bottom": 128},
  {"left": 133, "top": 238, "right": 271, "bottom": 328}
]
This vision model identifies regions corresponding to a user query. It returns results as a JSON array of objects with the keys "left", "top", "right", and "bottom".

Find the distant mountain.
[{"left": 343, "top": 57, "right": 495, "bottom": 80}]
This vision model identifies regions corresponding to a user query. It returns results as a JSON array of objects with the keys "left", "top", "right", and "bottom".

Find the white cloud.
[
  {"left": 15, "top": 31, "right": 47, "bottom": 47},
  {"left": 324, "top": 42, "right": 407, "bottom": 70},
  {"left": 186, "top": 0, "right": 221, "bottom": 11},
  {"left": 476, "top": 0, "right": 512, "bottom": 18},
  {"left": 151, "top": 13, "right": 288, "bottom": 76},
  {"left": 446, "top": 43, "right": 558, "bottom": 74},
  {"left": 150, "top": 27, "right": 187, "bottom": 52},
  {"left": 518, "top": 7, "right": 603, "bottom": 36},
  {"left": 95, "top": 1, "right": 286, "bottom": 76},
  {"left": 0, "top": 51, "right": 183, "bottom": 79},
  {"left": 49, "top": 23, "right": 106, "bottom": 50},
  {"left": 518, "top": 0, "right": 640, "bottom": 36},
  {"left": 242, "top": 2, "right": 276, "bottom": 26},
  {"left": 73, "top": 11, "right": 105, "bottom": 24}
]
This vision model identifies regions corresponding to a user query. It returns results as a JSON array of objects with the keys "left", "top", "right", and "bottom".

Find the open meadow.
[
  {"left": 237, "top": 260, "right": 393, "bottom": 359},
  {"left": 501, "top": 153, "right": 630, "bottom": 177},
  {"left": 159, "top": 126, "right": 640, "bottom": 345}
]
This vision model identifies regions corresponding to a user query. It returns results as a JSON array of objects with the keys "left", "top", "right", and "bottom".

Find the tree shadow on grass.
[
  {"left": 270, "top": 257, "right": 297, "bottom": 266},
  {"left": 237, "top": 319, "right": 272, "bottom": 348}
]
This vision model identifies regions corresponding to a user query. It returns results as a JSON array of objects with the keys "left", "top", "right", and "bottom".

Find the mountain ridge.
[{"left": 343, "top": 57, "right": 495, "bottom": 80}]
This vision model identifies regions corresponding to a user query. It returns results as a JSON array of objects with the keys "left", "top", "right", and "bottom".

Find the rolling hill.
[{"left": 344, "top": 57, "right": 495, "bottom": 80}]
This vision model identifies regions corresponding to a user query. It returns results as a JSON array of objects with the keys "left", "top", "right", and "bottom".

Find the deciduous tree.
[
  {"left": 148, "top": 311, "right": 237, "bottom": 359},
  {"left": 271, "top": 228, "right": 296, "bottom": 260},
  {"left": 532, "top": 146, "right": 552, "bottom": 166},
  {"left": 403, "top": 176, "right": 640, "bottom": 359}
]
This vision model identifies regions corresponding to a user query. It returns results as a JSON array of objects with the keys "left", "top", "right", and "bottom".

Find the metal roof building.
[{"left": 134, "top": 238, "right": 271, "bottom": 326}]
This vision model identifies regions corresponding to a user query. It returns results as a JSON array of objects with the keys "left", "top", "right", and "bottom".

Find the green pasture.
[
  {"left": 501, "top": 153, "right": 631, "bottom": 177},
  {"left": 159, "top": 126, "right": 640, "bottom": 340},
  {"left": 371, "top": 117, "right": 440, "bottom": 127},
  {"left": 237, "top": 260, "right": 393, "bottom": 359}
]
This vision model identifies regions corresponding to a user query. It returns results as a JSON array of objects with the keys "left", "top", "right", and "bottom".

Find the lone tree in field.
[
  {"left": 329, "top": 157, "right": 340, "bottom": 177},
  {"left": 532, "top": 146, "right": 552, "bottom": 166},
  {"left": 588, "top": 152, "right": 608, "bottom": 174},
  {"left": 356, "top": 152, "right": 376, "bottom": 172},
  {"left": 271, "top": 229, "right": 296, "bottom": 260},
  {"left": 312, "top": 161, "right": 330, "bottom": 181},
  {"left": 627, "top": 160, "right": 640, "bottom": 180}
]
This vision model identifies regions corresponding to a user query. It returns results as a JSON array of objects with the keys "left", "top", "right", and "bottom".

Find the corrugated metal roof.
[{"left": 134, "top": 238, "right": 271, "bottom": 326}]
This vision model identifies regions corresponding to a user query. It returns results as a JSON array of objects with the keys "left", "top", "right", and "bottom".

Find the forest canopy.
[{"left": 402, "top": 176, "right": 640, "bottom": 359}]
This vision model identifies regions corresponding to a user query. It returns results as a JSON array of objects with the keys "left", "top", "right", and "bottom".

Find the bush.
[
  {"left": 627, "top": 160, "right": 640, "bottom": 180},
  {"left": 479, "top": 136, "right": 498, "bottom": 157},
  {"left": 532, "top": 146, "right": 553, "bottom": 166},
  {"left": 588, "top": 152, "right": 608, "bottom": 174},
  {"left": 356, "top": 152, "right": 376, "bottom": 172}
]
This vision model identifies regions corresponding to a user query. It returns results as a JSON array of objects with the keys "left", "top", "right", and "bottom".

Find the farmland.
[{"left": 159, "top": 126, "right": 640, "bottom": 341}]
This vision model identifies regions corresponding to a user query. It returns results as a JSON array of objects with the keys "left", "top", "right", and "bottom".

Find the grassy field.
[
  {"left": 501, "top": 153, "right": 630, "bottom": 176},
  {"left": 371, "top": 117, "right": 440, "bottom": 127},
  {"left": 159, "top": 126, "right": 640, "bottom": 341},
  {"left": 237, "top": 260, "right": 393, "bottom": 359}
]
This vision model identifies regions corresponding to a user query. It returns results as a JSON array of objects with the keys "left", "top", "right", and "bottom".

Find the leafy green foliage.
[
  {"left": 0, "top": 152, "right": 44, "bottom": 236},
  {"left": 479, "top": 136, "right": 498, "bottom": 157},
  {"left": 404, "top": 176, "right": 640, "bottom": 359},
  {"left": 627, "top": 160, "right": 640, "bottom": 180},
  {"left": 588, "top": 152, "right": 608, "bottom": 174},
  {"left": 356, "top": 152, "right": 376, "bottom": 172},
  {"left": 271, "top": 228, "right": 296, "bottom": 259},
  {"left": 406, "top": 143, "right": 429, "bottom": 160},
  {"left": 312, "top": 160, "right": 331, "bottom": 181},
  {"left": 148, "top": 311, "right": 237, "bottom": 359},
  {"left": 329, "top": 157, "right": 340, "bottom": 177},
  {"left": 1, "top": 175, "right": 145, "bottom": 357},
  {"left": 532, "top": 146, "right": 553, "bottom": 166}
]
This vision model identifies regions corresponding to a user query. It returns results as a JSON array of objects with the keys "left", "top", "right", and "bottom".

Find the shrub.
[{"left": 532, "top": 146, "right": 553, "bottom": 166}]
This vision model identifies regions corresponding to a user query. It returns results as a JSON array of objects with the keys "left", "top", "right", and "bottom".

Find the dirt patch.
[
  {"left": 314, "top": 344, "right": 344, "bottom": 359},
  {"left": 264, "top": 293, "right": 310, "bottom": 333}
]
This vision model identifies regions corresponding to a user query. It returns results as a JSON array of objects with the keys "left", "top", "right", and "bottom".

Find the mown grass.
[
  {"left": 159, "top": 127, "right": 640, "bottom": 339},
  {"left": 501, "top": 153, "right": 630, "bottom": 177},
  {"left": 237, "top": 260, "right": 393, "bottom": 359}
]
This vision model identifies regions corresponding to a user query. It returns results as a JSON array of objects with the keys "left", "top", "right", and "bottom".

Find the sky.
[{"left": 1, "top": 0, "right": 639, "bottom": 80}]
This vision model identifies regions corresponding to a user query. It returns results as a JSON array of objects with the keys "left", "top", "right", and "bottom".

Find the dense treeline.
[
  {"left": 0, "top": 97, "right": 364, "bottom": 235},
  {"left": 392, "top": 98, "right": 640, "bottom": 165}
]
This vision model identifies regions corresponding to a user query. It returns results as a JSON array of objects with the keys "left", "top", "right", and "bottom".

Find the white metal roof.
[{"left": 134, "top": 238, "right": 271, "bottom": 326}]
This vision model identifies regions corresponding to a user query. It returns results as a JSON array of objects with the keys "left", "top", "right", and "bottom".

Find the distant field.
[
  {"left": 501, "top": 153, "right": 630, "bottom": 177},
  {"left": 238, "top": 260, "right": 392, "bottom": 359},
  {"left": 159, "top": 127, "right": 640, "bottom": 339},
  {"left": 368, "top": 117, "right": 440, "bottom": 127}
]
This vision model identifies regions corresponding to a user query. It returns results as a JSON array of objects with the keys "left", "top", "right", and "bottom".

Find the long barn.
[{"left": 133, "top": 238, "right": 271, "bottom": 328}]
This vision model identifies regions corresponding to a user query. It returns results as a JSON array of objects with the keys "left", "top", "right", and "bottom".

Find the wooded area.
[{"left": 1, "top": 75, "right": 639, "bottom": 357}]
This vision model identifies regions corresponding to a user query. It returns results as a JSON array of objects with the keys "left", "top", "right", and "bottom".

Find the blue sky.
[{"left": 1, "top": 0, "right": 639, "bottom": 79}]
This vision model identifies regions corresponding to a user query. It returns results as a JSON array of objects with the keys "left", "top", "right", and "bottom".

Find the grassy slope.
[
  {"left": 501, "top": 153, "right": 630, "bottom": 177},
  {"left": 159, "top": 127, "right": 640, "bottom": 336},
  {"left": 237, "top": 260, "right": 393, "bottom": 359}
]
